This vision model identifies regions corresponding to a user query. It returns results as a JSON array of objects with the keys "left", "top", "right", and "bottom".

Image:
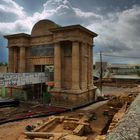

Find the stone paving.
[{"left": 106, "top": 93, "right": 140, "bottom": 140}]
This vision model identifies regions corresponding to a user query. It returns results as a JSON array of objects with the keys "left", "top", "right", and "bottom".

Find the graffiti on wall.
[{"left": 0, "top": 72, "right": 48, "bottom": 87}]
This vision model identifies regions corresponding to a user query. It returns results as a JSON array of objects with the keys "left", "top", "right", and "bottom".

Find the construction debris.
[{"left": 106, "top": 93, "right": 140, "bottom": 140}]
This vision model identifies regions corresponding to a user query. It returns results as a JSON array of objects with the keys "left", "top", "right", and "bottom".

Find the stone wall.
[
  {"left": 106, "top": 93, "right": 140, "bottom": 140},
  {"left": 0, "top": 66, "right": 7, "bottom": 73}
]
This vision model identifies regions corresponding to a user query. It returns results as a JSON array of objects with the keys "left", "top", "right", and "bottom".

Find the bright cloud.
[
  {"left": 0, "top": 0, "right": 26, "bottom": 18},
  {"left": 0, "top": 0, "right": 103, "bottom": 34},
  {"left": 0, "top": 0, "right": 140, "bottom": 64},
  {"left": 73, "top": 7, "right": 102, "bottom": 20}
]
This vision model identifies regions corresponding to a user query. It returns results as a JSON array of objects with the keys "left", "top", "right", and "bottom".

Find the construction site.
[{"left": 0, "top": 19, "right": 140, "bottom": 140}]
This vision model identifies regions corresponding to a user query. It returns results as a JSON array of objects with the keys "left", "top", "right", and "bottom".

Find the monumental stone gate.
[{"left": 4, "top": 19, "right": 97, "bottom": 107}]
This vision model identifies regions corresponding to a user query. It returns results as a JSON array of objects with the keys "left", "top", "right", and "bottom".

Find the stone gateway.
[{"left": 4, "top": 19, "right": 98, "bottom": 107}]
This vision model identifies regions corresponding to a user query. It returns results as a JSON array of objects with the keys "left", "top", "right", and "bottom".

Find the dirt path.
[{"left": 79, "top": 100, "right": 108, "bottom": 111}]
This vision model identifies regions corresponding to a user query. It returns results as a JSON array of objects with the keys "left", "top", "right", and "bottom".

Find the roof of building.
[
  {"left": 4, "top": 33, "right": 30, "bottom": 39},
  {"left": 108, "top": 64, "right": 133, "bottom": 69},
  {"left": 4, "top": 19, "right": 98, "bottom": 38},
  {"left": 50, "top": 24, "right": 98, "bottom": 37},
  {"left": 112, "top": 75, "right": 140, "bottom": 79},
  {"left": 31, "top": 19, "right": 59, "bottom": 37}
]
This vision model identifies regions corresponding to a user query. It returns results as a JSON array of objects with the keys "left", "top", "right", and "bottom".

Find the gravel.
[{"left": 106, "top": 93, "right": 140, "bottom": 140}]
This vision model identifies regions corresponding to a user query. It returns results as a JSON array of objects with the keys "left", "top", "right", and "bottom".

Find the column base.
[{"left": 50, "top": 87, "right": 97, "bottom": 108}]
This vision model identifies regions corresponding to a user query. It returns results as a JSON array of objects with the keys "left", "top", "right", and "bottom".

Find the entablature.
[
  {"left": 30, "top": 35, "right": 53, "bottom": 46},
  {"left": 52, "top": 29, "right": 93, "bottom": 45}
]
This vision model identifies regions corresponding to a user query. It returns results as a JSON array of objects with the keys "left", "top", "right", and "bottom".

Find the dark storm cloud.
[
  {"left": 0, "top": 11, "right": 17, "bottom": 22},
  {"left": 14, "top": 0, "right": 47, "bottom": 15},
  {"left": 70, "top": 0, "right": 140, "bottom": 15},
  {"left": 91, "top": 5, "right": 140, "bottom": 64}
]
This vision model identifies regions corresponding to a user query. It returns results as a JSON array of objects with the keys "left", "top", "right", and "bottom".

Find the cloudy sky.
[{"left": 0, "top": 0, "right": 140, "bottom": 64}]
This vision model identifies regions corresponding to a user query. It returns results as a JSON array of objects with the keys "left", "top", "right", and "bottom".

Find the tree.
[{"left": 0, "top": 62, "right": 8, "bottom": 66}]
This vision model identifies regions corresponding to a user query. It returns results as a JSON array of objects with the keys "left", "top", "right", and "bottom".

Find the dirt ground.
[
  {"left": 0, "top": 86, "right": 139, "bottom": 140},
  {"left": 0, "top": 118, "right": 48, "bottom": 140},
  {"left": 0, "top": 102, "right": 111, "bottom": 140},
  {"left": 102, "top": 86, "right": 134, "bottom": 95}
]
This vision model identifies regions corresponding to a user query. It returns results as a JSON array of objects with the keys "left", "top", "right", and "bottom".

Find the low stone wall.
[
  {"left": 0, "top": 66, "right": 7, "bottom": 73},
  {"left": 106, "top": 93, "right": 140, "bottom": 140}
]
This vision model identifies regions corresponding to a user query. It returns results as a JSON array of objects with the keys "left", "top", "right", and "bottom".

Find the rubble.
[
  {"left": 107, "top": 102, "right": 127, "bottom": 133},
  {"left": 106, "top": 93, "right": 140, "bottom": 140}
]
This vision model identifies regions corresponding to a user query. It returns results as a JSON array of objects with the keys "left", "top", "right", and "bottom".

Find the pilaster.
[
  {"left": 90, "top": 45, "right": 94, "bottom": 86},
  {"left": 87, "top": 44, "right": 94, "bottom": 88},
  {"left": 72, "top": 41, "right": 80, "bottom": 90},
  {"left": 19, "top": 47, "right": 26, "bottom": 72},
  {"left": 81, "top": 42, "right": 86, "bottom": 89},
  {"left": 8, "top": 47, "right": 14, "bottom": 72},
  {"left": 54, "top": 42, "right": 61, "bottom": 89},
  {"left": 14, "top": 47, "right": 18, "bottom": 72}
]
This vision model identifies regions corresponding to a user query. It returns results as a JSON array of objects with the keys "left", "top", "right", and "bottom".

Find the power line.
[{"left": 96, "top": 53, "right": 140, "bottom": 59}]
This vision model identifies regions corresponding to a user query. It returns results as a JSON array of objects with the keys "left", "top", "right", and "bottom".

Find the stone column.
[
  {"left": 72, "top": 41, "right": 80, "bottom": 90},
  {"left": 90, "top": 45, "right": 94, "bottom": 86},
  {"left": 8, "top": 47, "right": 14, "bottom": 72},
  {"left": 87, "top": 44, "right": 93, "bottom": 87},
  {"left": 87, "top": 44, "right": 90, "bottom": 88},
  {"left": 81, "top": 43, "right": 86, "bottom": 89},
  {"left": 19, "top": 47, "right": 26, "bottom": 72},
  {"left": 54, "top": 42, "right": 61, "bottom": 89},
  {"left": 87, "top": 44, "right": 93, "bottom": 88},
  {"left": 14, "top": 47, "right": 17, "bottom": 72}
]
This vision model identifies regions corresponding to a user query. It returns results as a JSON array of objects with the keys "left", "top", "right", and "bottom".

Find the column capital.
[
  {"left": 18, "top": 45, "right": 27, "bottom": 48},
  {"left": 72, "top": 40, "right": 79, "bottom": 44},
  {"left": 54, "top": 41, "right": 60, "bottom": 45}
]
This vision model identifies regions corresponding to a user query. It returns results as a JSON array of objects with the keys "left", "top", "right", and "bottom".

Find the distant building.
[
  {"left": 108, "top": 64, "right": 139, "bottom": 75},
  {"left": 95, "top": 62, "right": 108, "bottom": 71},
  {"left": 94, "top": 62, "right": 108, "bottom": 78}
]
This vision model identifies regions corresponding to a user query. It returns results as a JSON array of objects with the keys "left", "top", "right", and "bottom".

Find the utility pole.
[{"left": 100, "top": 51, "right": 103, "bottom": 94}]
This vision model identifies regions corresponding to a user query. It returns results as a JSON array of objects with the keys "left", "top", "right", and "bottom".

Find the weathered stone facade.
[{"left": 4, "top": 19, "right": 97, "bottom": 107}]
